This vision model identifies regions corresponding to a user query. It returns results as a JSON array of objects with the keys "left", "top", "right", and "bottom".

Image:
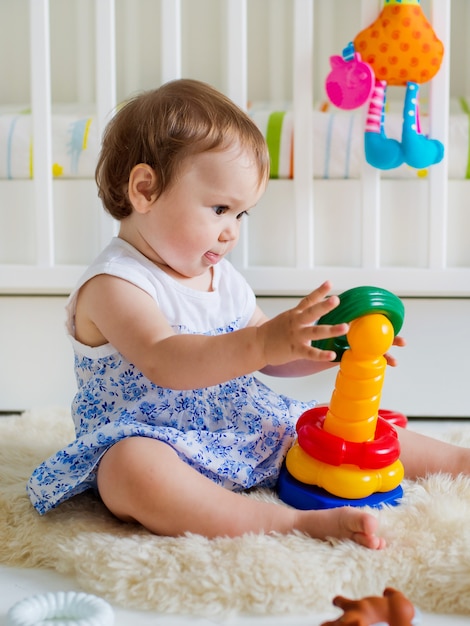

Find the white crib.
[{"left": 1, "top": 0, "right": 469, "bottom": 415}]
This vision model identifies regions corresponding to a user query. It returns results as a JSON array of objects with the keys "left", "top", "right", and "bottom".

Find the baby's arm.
[{"left": 75, "top": 277, "right": 347, "bottom": 390}]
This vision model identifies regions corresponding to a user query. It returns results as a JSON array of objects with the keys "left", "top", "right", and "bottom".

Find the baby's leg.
[
  {"left": 96, "top": 436, "right": 384, "bottom": 549},
  {"left": 397, "top": 425, "right": 470, "bottom": 479}
]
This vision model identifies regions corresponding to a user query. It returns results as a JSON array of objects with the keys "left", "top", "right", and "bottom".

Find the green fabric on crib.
[
  {"left": 459, "top": 97, "right": 470, "bottom": 179},
  {"left": 266, "top": 111, "right": 285, "bottom": 179}
]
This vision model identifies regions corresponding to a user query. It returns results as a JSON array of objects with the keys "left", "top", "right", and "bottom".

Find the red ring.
[
  {"left": 296, "top": 407, "right": 401, "bottom": 469},
  {"left": 377, "top": 408, "right": 408, "bottom": 428}
]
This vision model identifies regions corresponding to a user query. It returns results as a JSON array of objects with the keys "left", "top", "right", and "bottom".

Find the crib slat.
[
  {"left": 161, "top": 0, "right": 182, "bottom": 83},
  {"left": 224, "top": 0, "right": 249, "bottom": 270},
  {"left": 95, "top": 0, "right": 116, "bottom": 141},
  {"left": 76, "top": 0, "right": 94, "bottom": 104},
  {"left": 293, "top": 0, "right": 314, "bottom": 268},
  {"left": 360, "top": 0, "right": 382, "bottom": 269},
  {"left": 226, "top": 0, "right": 248, "bottom": 110},
  {"left": 428, "top": 0, "right": 451, "bottom": 270},
  {"left": 123, "top": 0, "right": 141, "bottom": 96},
  {"left": 268, "top": 0, "right": 287, "bottom": 103},
  {"left": 361, "top": 166, "right": 381, "bottom": 269},
  {"left": 95, "top": 0, "right": 118, "bottom": 248},
  {"left": 29, "top": 0, "right": 54, "bottom": 267}
]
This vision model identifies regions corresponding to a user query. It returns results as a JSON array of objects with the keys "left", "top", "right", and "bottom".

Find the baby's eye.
[
  {"left": 212, "top": 205, "right": 228, "bottom": 215},
  {"left": 237, "top": 210, "right": 249, "bottom": 220}
]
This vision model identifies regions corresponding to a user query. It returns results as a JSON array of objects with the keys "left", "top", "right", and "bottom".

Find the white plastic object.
[{"left": 6, "top": 591, "right": 114, "bottom": 626}]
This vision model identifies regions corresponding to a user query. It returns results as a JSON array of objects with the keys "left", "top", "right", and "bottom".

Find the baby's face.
[{"left": 139, "top": 143, "right": 266, "bottom": 282}]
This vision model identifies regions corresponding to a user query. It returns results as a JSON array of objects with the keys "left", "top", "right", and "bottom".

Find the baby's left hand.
[{"left": 384, "top": 335, "right": 406, "bottom": 367}]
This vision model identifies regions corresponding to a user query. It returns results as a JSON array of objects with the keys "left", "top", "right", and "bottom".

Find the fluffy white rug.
[{"left": 2, "top": 408, "right": 470, "bottom": 617}]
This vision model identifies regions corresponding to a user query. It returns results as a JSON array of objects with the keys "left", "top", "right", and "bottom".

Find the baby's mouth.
[{"left": 204, "top": 251, "right": 222, "bottom": 264}]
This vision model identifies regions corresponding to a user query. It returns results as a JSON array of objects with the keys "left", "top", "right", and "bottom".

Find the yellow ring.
[{"left": 286, "top": 442, "right": 404, "bottom": 500}]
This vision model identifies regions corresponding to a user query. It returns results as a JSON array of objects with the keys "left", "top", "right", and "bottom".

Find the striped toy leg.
[{"left": 364, "top": 79, "right": 404, "bottom": 170}]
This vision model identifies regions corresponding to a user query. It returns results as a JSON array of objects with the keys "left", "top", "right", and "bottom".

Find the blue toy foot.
[
  {"left": 401, "top": 134, "right": 444, "bottom": 169},
  {"left": 401, "top": 81, "right": 444, "bottom": 169},
  {"left": 364, "top": 132, "right": 404, "bottom": 170}
]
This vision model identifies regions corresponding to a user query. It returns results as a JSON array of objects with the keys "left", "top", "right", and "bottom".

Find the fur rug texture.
[{"left": 2, "top": 407, "right": 470, "bottom": 617}]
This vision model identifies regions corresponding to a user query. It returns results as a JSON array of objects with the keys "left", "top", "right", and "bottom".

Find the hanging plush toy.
[{"left": 325, "top": 0, "right": 444, "bottom": 171}]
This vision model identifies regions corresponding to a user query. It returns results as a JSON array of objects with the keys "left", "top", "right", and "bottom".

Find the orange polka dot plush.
[
  {"left": 354, "top": 1, "right": 443, "bottom": 86},
  {"left": 325, "top": 0, "right": 444, "bottom": 171}
]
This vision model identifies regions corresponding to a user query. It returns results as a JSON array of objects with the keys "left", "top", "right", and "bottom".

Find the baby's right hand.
[{"left": 257, "top": 281, "right": 349, "bottom": 366}]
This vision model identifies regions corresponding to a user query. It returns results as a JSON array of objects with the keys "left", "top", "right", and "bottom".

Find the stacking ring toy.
[
  {"left": 6, "top": 592, "right": 114, "bottom": 626},
  {"left": 285, "top": 441, "right": 404, "bottom": 499},
  {"left": 312, "top": 286, "right": 405, "bottom": 360},
  {"left": 296, "top": 406, "right": 400, "bottom": 469}
]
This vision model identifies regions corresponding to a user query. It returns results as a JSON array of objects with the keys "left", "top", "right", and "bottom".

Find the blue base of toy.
[{"left": 277, "top": 464, "right": 403, "bottom": 510}]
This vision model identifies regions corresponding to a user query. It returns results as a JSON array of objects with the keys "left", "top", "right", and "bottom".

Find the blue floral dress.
[{"left": 27, "top": 238, "right": 314, "bottom": 515}]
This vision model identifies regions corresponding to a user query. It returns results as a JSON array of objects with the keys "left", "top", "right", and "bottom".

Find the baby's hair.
[{"left": 95, "top": 78, "right": 270, "bottom": 219}]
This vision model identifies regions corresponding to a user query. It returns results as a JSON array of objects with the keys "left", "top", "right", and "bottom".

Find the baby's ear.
[{"left": 128, "top": 164, "right": 158, "bottom": 212}]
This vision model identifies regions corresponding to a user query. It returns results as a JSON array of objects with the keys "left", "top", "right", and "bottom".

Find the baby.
[{"left": 27, "top": 79, "right": 470, "bottom": 549}]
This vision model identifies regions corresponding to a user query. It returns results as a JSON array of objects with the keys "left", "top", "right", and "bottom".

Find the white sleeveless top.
[{"left": 28, "top": 238, "right": 312, "bottom": 514}]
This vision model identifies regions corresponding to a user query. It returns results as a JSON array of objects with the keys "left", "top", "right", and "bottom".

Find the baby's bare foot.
[
  {"left": 342, "top": 508, "right": 386, "bottom": 549},
  {"left": 296, "top": 507, "right": 386, "bottom": 550}
]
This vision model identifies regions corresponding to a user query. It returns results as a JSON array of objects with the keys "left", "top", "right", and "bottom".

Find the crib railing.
[
  {"left": 234, "top": 0, "right": 468, "bottom": 296},
  {"left": 0, "top": 0, "right": 468, "bottom": 297},
  {"left": 0, "top": 0, "right": 118, "bottom": 293}
]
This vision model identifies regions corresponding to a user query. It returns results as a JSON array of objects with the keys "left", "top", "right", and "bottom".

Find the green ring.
[{"left": 311, "top": 286, "right": 405, "bottom": 361}]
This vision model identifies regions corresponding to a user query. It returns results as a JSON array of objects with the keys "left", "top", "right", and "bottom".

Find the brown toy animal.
[{"left": 321, "top": 587, "right": 417, "bottom": 626}]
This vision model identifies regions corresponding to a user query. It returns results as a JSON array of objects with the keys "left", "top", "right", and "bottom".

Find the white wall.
[
  {"left": 0, "top": 297, "right": 76, "bottom": 411},
  {"left": 1, "top": 296, "right": 469, "bottom": 417}
]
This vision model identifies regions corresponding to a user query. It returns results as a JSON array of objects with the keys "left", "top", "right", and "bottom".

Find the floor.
[{"left": 2, "top": 420, "right": 470, "bottom": 626}]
